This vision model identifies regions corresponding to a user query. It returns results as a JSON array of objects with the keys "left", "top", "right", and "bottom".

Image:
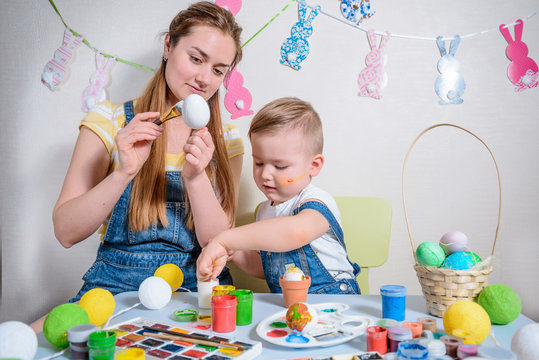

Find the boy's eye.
[
  {"left": 275, "top": 165, "right": 288, "bottom": 170},
  {"left": 255, "top": 162, "right": 263, "bottom": 167}
]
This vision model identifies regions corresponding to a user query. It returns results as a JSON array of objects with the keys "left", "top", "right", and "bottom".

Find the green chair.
[
  {"left": 334, "top": 196, "right": 392, "bottom": 294},
  {"left": 228, "top": 196, "right": 392, "bottom": 294}
]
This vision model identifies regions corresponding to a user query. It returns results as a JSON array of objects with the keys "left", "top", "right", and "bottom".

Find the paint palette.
[
  {"left": 256, "top": 302, "right": 374, "bottom": 348},
  {"left": 109, "top": 317, "right": 262, "bottom": 360}
]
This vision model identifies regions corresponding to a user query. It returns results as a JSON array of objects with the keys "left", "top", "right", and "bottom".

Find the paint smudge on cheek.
[{"left": 276, "top": 172, "right": 307, "bottom": 187}]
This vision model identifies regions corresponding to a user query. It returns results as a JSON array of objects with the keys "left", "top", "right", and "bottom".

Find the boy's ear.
[{"left": 309, "top": 154, "right": 324, "bottom": 177}]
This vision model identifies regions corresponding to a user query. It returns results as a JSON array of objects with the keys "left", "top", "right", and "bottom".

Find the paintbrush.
[
  {"left": 153, "top": 102, "right": 182, "bottom": 126},
  {"left": 152, "top": 93, "right": 210, "bottom": 129},
  {"left": 142, "top": 332, "right": 244, "bottom": 350}
]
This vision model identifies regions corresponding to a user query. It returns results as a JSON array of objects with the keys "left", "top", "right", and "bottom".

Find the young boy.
[{"left": 197, "top": 97, "right": 360, "bottom": 294}]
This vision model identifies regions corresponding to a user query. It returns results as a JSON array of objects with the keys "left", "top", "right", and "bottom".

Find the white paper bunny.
[
  {"left": 41, "top": 28, "right": 83, "bottom": 91},
  {"left": 435, "top": 35, "right": 466, "bottom": 105},
  {"left": 81, "top": 53, "right": 115, "bottom": 112}
]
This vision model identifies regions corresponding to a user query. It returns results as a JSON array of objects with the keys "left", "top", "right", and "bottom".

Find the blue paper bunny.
[
  {"left": 435, "top": 35, "right": 466, "bottom": 105},
  {"left": 280, "top": 0, "right": 321, "bottom": 70}
]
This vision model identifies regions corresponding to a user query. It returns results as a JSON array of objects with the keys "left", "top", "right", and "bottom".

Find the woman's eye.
[
  {"left": 191, "top": 56, "right": 202, "bottom": 63},
  {"left": 213, "top": 68, "right": 225, "bottom": 76}
]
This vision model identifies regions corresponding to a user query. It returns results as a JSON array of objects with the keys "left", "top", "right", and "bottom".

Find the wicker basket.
[{"left": 402, "top": 123, "right": 501, "bottom": 318}]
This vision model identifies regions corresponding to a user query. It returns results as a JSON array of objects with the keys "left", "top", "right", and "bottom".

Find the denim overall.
[
  {"left": 260, "top": 201, "right": 361, "bottom": 294},
  {"left": 70, "top": 101, "right": 231, "bottom": 301}
]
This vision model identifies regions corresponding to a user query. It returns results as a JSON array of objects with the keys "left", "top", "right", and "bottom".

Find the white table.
[{"left": 35, "top": 292, "right": 534, "bottom": 359}]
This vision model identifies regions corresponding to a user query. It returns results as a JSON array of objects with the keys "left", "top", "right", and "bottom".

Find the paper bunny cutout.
[
  {"left": 357, "top": 29, "right": 390, "bottom": 99},
  {"left": 499, "top": 19, "right": 538, "bottom": 92},
  {"left": 41, "top": 28, "right": 83, "bottom": 91},
  {"left": 280, "top": 0, "right": 321, "bottom": 70},
  {"left": 434, "top": 35, "right": 466, "bottom": 105},
  {"left": 81, "top": 53, "right": 115, "bottom": 112},
  {"left": 224, "top": 66, "right": 254, "bottom": 119},
  {"left": 340, "top": 0, "right": 375, "bottom": 23},
  {"left": 215, "top": 0, "right": 242, "bottom": 15}
]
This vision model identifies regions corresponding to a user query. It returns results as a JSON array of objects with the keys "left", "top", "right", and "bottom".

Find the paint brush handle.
[{"left": 143, "top": 332, "right": 243, "bottom": 350}]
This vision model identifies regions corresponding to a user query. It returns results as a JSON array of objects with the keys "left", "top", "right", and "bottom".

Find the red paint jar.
[
  {"left": 212, "top": 295, "right": 237, "bottom": 333},
  {"left": 366, "top": 326, "right": 388, "bottom": 354}
]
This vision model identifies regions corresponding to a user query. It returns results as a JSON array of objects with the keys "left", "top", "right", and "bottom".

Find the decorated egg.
[
  {"left": 285, "top": 302, "right": 318, "bottom": 332},
  {"left": 283, "top": 266, "right": 306, "bottom": 281},
  {"left": 439, "top": 231, "right": 469, "bottom": 255},
  {"left": 416, "top": 242, "right": 446, "bottom": 267},
  {"left": 441, "top": 251, "right": 474, "bottom": 270}
]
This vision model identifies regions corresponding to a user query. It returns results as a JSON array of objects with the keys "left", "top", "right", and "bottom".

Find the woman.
[{"left": 53, "top": 1, "right": 244, "bottom": 301}]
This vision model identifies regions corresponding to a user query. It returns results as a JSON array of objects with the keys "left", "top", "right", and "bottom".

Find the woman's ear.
[
  {"left": 163, "top": 34, "right": 171, "bottom": 59},
  {"left": 309, "top": 154, "right": 324, "bottom": 177}
]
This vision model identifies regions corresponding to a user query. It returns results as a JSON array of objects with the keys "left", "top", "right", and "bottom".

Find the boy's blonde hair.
[{"left": 248, "top": 97, "right": 323, "bottom": 155}]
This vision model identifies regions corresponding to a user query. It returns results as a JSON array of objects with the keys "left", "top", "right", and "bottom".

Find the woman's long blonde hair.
[{"left": 128, "top": 1, "right": 242, "bottom": 231}]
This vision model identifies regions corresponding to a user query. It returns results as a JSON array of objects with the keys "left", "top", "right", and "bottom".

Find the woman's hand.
[
  {"left": 182, "top": 127, "right": 215, "bottom": 181},
  {"left": 114, "top": 112, "right": 163, "bottom": 177}
]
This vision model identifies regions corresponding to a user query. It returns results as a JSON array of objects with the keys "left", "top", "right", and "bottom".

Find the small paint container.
[
  {"left": 212, "top": 294, "right": 237, "bottom": 333},
  {"left": 366, "top": 326, "right": 388, "bottom": 354},
  {"left": 376, "top": 318, "right": 400, "bottom": 330},
  {"left": 173, "top": 308, "right": 198, "bottom": 322},
  {"left": 88, "top": 330, "right": 116, "bottom": 360},
  {"left": 402, "top": 321, "right": 422, "bottom": 338},
  {"left": 232, "top": 289, "right": 253, "bottom": 326},
  {"left": 452, "top": 328, "right": 476, "bottom": 344},
  {"left": 440, "top": 335, "right": 463, "bottom": 358},
  {"left": 197, "top": 279, "right": 219, "bottom": 309},
  {"left": 114, "top": 348, "right": 145, "bottom": 360},
  {"left": 380, "top": 285, "right": 406, "bottom": 321},
  {"left": 388, "top": 326, "right": 412, "bottom": 353},
  {"left": 457, "top": 344, "right": 478, "bottom": 358},
  {"left": 427, "top": 339, "right": 447, "bottom": 358},
  {"left": 212, "top": 284, "right": 236, "bottom": 296},
  {"left": 67, "top": 324, "right": 98, "bottom": 360},
  {"left": 417, "top": 317, "right": 437, "bottom": 333},
  {"left": 477, "top": 345, "right": 517, "bottom": 360},
  {"left": 396, "top": 340, "right": 428, "bottom": 360}
]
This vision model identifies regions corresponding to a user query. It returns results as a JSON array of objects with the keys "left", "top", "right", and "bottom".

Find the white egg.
[
  {"left": 182, "top": 94, "right": 210, "bottom": 129},
  {"left": 138, "top": 276, "right": 172, "bottom": 310},
  {"left": 283, "top": 266, "right": 305, "bottom": 281},
  {"left": 0, "top": 321, "right": 38, "bottom": 360}
]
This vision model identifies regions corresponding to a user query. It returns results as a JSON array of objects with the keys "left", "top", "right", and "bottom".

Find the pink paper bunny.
[
  {"left": 215, "top": 0, "right": 242, "bottom": 15},
  {"left": 499, "top": 19, "right": 538, "bottom": 91},
  {"left": 357, "top": 29, "right": 390, "bottom": 99},
  {"left": 81, "top": 53, "right": 115, "bottom": 112},
  {"left": 224, "top": 66, "right": 254, "bottom": 119},
  {"left": 41, "top": 28, "right": 83, "bottom": 91}
]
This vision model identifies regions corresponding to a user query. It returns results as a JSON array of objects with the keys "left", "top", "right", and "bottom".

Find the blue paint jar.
[
  {"left": 397, "top": 340, "right": 428, "bottom": 360},
  {"left": 380, "top": 285, "right": 407, "bottom": 321}
]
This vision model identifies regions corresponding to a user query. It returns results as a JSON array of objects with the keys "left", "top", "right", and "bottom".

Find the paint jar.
[
  {"left": 477, "top": 346, "right": 517, "bottom": 360},
  {"left": 452, "top": 328, "right": 476, "bottom": 344},
  {"left": 402, "top": 321, "right": 423, "bottom": 338},
  {"left": 380, "top": 285, "right": 406, "bottom": 321},
  {"left": 388, "top": 326, "right": 412, "bottom": 352},
  {"left": 212, "top": 285, "right": 235, "bottom": 296},
  {"left": 232, "top": 289, "right": 253, "bottom": 326},
  {"left": 417, "top": 317, "right": 438, "bottom": 333},
  {"left": 427, "top": 339, "right": 447, "bottom": 358},
  {"left": 457, "top": 344, "right": 478, "bottom": 358},
  {"left": 397, "top": 340, "right": 428, "bottom": 360},
  {"left": 197, "top": 279, "right": 219, "bottom": 309},
  {"left": 88, "top": 331, "right": 116, "bottom": 360},
  {"left": 440, "top": 335, "right": 463, "bottom": 358},
  {"left": 212, "top": 294, "right": 237, "bottom": 333},
  {"left": 377, "top": 318, "right": 400, "bottom": 330},
  {"left": 67, "top": 323, "right": 98, "bottom": 360},
  {"left": 114, "top": 348, "right": 145, "bottom": 360},
  {"left": 366, "top": 326, "right": 388, "bottom": 354}
]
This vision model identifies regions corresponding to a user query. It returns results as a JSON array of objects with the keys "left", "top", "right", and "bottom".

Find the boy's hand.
[{"left": 196, "top": 240, "right": 229, "bottom": 281}]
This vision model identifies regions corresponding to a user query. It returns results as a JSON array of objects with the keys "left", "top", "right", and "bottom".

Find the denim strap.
[{"left": 124, "top": 100, "right": 135, "bottom": 124}]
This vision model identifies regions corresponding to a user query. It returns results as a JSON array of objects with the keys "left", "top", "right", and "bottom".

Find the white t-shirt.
[{"left": 256, "top": 184, "right": 355, "bottom": 280}]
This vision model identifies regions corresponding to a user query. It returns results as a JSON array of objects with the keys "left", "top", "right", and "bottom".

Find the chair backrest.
[{"left": 334, "top": 196, "right": 392, "bottom": 294}]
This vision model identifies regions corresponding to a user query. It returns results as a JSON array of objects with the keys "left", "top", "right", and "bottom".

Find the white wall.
[{"left": 1, "top": 0, "right": 538, "bottom": 323}]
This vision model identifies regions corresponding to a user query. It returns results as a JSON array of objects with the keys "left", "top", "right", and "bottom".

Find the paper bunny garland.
[
  {"left": 340, "top": 0, "right": 375, "bottom": 23},
  {"left": 434, "top": 35, "right": 466, "bottom": 105},
  {"left": 280, "top": 0, "right": 321, "bottom": 70},
  {"left": 357, "top": 29, "right": 390, "bottom": 99},
  {"left": 223, "top": 66, "right": 254, "bottom": 119},
  {"left": 499, "top": 19, "right": 538, "bottom": 92},
  {"left": 81, "top": 53, "right": 115, "bottom": 112},
  {"left": 41, "top": 29, "right": 83, "bottom": 91}
]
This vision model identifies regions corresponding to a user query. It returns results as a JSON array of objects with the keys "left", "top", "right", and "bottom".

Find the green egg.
[
  {"left": 416, "top": 242, "right": 446, "bottom": 267},
  {"left": 478, "top": 284, "right": 522, "bottom": 325},
  {"left": 465, "top": 251, "right": 482, "bottom": 265}
]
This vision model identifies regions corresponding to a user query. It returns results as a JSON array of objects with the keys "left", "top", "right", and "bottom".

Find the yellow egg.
[
  {"left": 443, "top": 300, "right": 491, "bottom": 344},
  {"left": 154, "top": 263, "right": 184, "bottom": 291},
  {"left": 78, "top": 288, "right": 115, "bottom": 326}
]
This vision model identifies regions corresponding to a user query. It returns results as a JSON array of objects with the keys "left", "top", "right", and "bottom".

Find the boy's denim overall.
[
  {"left": 260, "top": 201, "right": 361, "bottom": 294},
  {"left": 70, "top": 101, "right": 231, "bottom": 302}
]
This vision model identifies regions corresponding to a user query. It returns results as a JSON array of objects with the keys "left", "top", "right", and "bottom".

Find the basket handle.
[{"left": 402, "top": 123, "right": 501, "bottom": 259}]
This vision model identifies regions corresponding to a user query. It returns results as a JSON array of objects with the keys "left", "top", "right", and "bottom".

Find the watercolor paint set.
[
  {"left": 108, "top": 317, "right": 262, "bottom": 360},
  {"left": 256, "top": 302, "right": 374, "bottom": 348}
]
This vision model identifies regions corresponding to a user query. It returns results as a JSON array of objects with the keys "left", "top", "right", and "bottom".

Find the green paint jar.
[
  {"left": 232, "top": 289, "right": 253, "bottom": 326},
  {"left": 88, "top": 330, "right": 116, "bottom": 360}
]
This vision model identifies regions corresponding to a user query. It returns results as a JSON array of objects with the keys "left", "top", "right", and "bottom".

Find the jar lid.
[
  {"left": 380, "top": 285, "right": 407, "bottom": 297},
  {"left": 197, "top": 279, "right": 219, "bottom": 289},
  {"left": 427, "top": 339, "right": 446, "bottom": 356},
  {"left": 377, "top": 318, "right": 400, "bottom": 329},
  {"left": 232, "top": 289, "right": 253, "bottom": 300},
  {"left": 388, "top": 326, "right": 413, "bottom": 340},
  {"left": 173, "top": 308, "right": 198, "bottom": 322},
  {"left": 397, "top": 341, "right": 428, "bottom": 359},
  {"left": 211, "top": 294, "right": 237, "bottom": 307},
  {"left": 67, "top": 323, "right": 98, "bottom": 343}
]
